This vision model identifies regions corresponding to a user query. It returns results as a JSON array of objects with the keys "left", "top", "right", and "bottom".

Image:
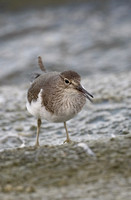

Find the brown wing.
[{"left": 27, "top": 72, "right": 59, "bottom": 104}]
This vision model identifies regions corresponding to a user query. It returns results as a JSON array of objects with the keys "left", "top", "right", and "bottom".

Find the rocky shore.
[{"left": 0, "top": 134, "right": 130, "bottom": 200}]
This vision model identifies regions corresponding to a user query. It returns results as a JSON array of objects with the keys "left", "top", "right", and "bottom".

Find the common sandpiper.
[{"left": 26, "top": 56, "right": 93, "bottom": 146}]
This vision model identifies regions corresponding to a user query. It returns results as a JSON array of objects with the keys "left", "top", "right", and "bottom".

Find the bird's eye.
[{"left": 64, "top": 78, "right": 70, "bottom": 85}]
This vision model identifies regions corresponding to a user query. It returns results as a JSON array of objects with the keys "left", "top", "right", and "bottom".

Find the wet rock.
[
  {"left": 0, "top": 136, "right": 130, "bottom": 199},
  {"left": 3, "top": 184, "right": 13, "bottom": 193},
  {"left": 25, "top": 185, "right": 35, "bottom": 193},
  {"left": 15, "top": 185, "right": 24, "bottom": 192}
]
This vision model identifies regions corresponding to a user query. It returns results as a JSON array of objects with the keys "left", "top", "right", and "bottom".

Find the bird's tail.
[
  {"left": 38, "top": 56, "right": 46, "bottom": 72},
  {"left": 29, "top": 56, "right": 46, "bottom": 83}
]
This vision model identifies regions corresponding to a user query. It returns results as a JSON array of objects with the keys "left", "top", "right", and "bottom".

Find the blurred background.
[{"left": 0, "top": 0, "right": 131, "bottom": 85}]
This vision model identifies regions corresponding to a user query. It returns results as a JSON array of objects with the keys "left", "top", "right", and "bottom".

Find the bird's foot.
[
  {"left": 34, "top": 142, "right": 40, "bottom": 148},
  {"left": 63, "top": 138, "right": 73, "bottom": 144}
]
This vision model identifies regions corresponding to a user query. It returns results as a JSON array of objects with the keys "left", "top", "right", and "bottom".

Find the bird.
[{"left": 26, "top": 56, "right": 93, "bottom": 146}]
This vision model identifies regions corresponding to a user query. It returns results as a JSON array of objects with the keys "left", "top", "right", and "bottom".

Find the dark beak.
[{"left": 76, "top": 85, "right": 93, "bottom": 102}]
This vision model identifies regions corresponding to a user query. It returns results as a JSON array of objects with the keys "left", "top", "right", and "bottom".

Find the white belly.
[
  {"left": 26, "top": 88, "right": 85, "bottom": 123},
  {"left": 26, "top": 89, "right": 77, "bottom": 122},
  {"left": 26, "top": 100, "right": 76, "bottom": 123}
]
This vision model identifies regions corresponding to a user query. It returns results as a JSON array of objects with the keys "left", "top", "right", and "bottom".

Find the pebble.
[{"left": 3, "top": 184, "right": 13, "bottom": 192}]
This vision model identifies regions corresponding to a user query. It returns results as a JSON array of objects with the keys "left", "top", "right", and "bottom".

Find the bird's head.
[{"left": 59, "top": 70, "right": 93, "bottom": 102}]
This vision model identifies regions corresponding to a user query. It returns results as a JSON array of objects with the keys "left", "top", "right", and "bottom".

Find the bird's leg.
[
  {"left": 63, "top": 122, "right": 72, "bottom": 143},
  {"left": 35, "top": 118, "right": 41, "bottom": 147}
]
